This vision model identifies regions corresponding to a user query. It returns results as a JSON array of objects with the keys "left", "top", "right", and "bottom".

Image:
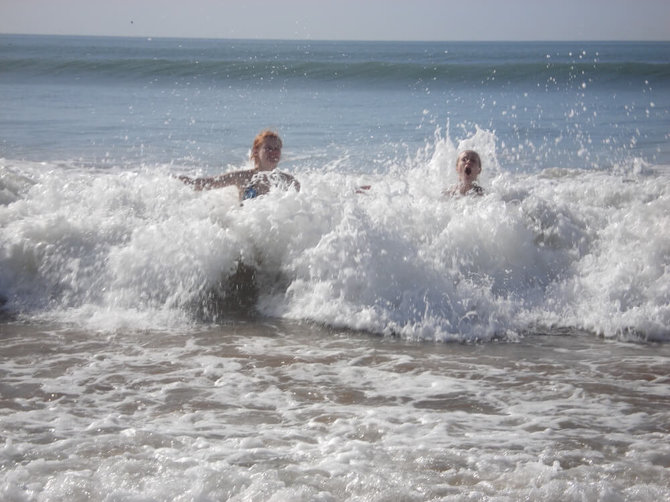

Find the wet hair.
[{"left": 251, "top": 130, "right": 282, "bottom": 166}]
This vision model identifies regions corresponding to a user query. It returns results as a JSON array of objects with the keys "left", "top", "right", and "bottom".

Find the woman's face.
[
  {"left": 456, "top": 151, "right": 481, "bottom": 183},
  {"left": 255, "top": 136, "right": 282, "bottom": 170}
]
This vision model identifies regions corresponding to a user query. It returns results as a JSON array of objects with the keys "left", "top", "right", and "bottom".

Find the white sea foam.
[
  {"left": 1, "top": 128, "right": 669, "bottom": 341},
  {"left": 1, "top": 324, "right": 668, "bottom": 501}
]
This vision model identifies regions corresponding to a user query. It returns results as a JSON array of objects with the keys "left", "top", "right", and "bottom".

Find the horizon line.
[{"left": 2, "top": 32, "right": 669, "bottom": 44}]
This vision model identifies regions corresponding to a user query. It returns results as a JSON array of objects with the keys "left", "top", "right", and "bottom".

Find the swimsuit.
[
  {"left": 242, "top": 171, "right": 297, "bottom": 201},
  {"left": 242, "top": 186, "right": 258, "bottom": 200}
]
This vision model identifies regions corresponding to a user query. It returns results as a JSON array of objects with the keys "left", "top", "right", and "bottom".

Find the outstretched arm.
[{"left": 178, "top": 171, "right": 252, "bottom": 191}]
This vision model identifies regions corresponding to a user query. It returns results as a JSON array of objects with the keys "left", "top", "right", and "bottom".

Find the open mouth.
[{"left": 465, "top": 167, "right": 472, "bottom": 176}]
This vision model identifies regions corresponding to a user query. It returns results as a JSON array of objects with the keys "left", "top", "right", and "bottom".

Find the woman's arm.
[{"left": 179, "top": 171, "right": 253, "bottom": 191}]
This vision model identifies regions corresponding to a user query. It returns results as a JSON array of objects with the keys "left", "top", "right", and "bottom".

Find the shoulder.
[
  {"left": 442, "top": 186, "right": 459, "bottom": 197},
  {"left": 272, "top": 170, "right": 300, "bottom": 190},
  {"left": 442, "top": 184, "right": 484, "bottom": 197},
  {"left": 272, "top": 170, "right": 296, "bottom": 180}
]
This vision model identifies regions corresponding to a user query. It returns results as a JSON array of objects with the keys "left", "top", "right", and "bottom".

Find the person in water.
[
  {"left": 179, "top": 130, "right": 300, "bottom": 200},
  {"left": 444, "top": 150, "right": 484, "bottom": 196},
  {"left": 356, "top": 150, "right": 484, "bottom": 197}
]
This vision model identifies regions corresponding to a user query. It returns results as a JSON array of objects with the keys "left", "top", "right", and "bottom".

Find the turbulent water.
[
  {"left": 1, "top": 131, "right": 668, "bottom": 341},
  {"left": 2, "top": 322, "right": 669, "bottom": 501},
  {"left": 1, "top": 35, "right": 669, "bottom": 501}
]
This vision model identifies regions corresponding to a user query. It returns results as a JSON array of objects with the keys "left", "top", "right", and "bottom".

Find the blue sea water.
[
  {"left": 1, "top": 34, "right": 670, "bottom": 502},
  {"left": 2, "top": 35, "right": 669, "bottom": 170}
]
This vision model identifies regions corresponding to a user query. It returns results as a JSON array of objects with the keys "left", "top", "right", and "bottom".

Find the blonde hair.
[{"left": 251, "top": 130, "right": 282, "bottom": 166}]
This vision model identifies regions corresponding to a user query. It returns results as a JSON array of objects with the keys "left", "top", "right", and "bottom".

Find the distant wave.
[{"left": 3, "top": 55, "right": 669, "bottom": 87}]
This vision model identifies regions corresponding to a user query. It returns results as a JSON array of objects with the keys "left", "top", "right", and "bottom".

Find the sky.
[{"left": 0, "top": 0, "right": 668, "bottom": 41}]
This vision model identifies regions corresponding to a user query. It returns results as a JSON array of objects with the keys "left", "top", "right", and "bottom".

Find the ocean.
[{"left": 1, "top": 34, "right": 669, "bottom": 500}]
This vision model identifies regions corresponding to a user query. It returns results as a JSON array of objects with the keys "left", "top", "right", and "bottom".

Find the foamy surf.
[
  {"left": 2, "top": 128, "right": 668, "bottom": 342},
  {"left": 1, "top": 321, "right": 668, "bottom": 501}
]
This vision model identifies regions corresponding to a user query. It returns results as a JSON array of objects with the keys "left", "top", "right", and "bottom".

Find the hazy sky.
[{"left": 1, "top": 0, "right": 668, "bottom": 41}]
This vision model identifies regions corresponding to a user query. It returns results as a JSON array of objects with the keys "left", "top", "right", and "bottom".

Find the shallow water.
[{"left": 1, "top": 320, "right": 669, "bottom": 501}]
